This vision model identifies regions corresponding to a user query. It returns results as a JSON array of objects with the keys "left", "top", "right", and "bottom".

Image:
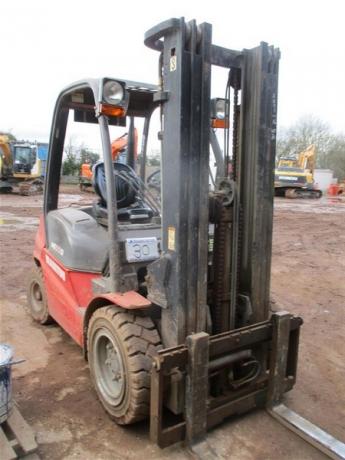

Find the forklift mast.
[
  {"left": 145, "top": 18, "right": 279, "bottom": 346},
  {"left": 142, "top": 19, "right": 303, "bottom": 448}
]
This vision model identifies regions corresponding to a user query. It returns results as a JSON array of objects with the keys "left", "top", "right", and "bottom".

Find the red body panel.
[
  {"left": 34, "top": 217, "right": 150, "bottom": 348},
  {"left": 33, "top": 216, "right": 45, "bottom": 262},
  {"left": 101, "top": 291, "right": 151, "bottom": 309},
  {"left": 41, "top": 249, "right": 100, "bottom": 345}
]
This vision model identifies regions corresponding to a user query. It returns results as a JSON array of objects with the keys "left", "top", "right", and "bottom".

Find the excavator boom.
[
  {"left": 0, "top": 135, "right": 14, "bottom": 192},
  {"left": 111, "top": 128, "right": 138, "bottom": 161},
  {"left": 0, "top": 135, "right": 13, "bottom": 176}
]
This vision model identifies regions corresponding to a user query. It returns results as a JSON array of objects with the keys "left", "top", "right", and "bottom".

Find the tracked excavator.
[
  {"left": 0, "top": 135, "right": 13, "bottom": 192},
  {"left": 275, "top": 144, "right": 322, "bottom": 198},
  {"left": 0, "top": 135, "right": 47, "bottom": 194}
]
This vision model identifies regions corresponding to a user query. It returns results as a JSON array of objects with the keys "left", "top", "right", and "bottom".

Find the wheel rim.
[
  {"left": 93, "top": 328, "right": 126, "bottom": 407},
  {"left": 31, "top": 281, "right": 43, "bottom": 313}
]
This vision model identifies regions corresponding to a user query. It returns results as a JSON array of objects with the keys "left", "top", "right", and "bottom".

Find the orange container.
[{"left": 328, "top": 184, "right": 339, "bottom": 196}]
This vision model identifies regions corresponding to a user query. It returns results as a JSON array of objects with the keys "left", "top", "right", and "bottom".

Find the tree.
[
  {"left": 277, "top": 115, "right": 332, "bottom": 159},
  {"left": 79, "top": 148, "right": 100, "bottom": 166},
  {"left": 318, "top": 134, "right": 345, "bottom": 180},
  {"left": 0, "top": 131, "right": 16, "bottom": 141},
  {"left": 62, "top": 138, "right": 100, "bottom": 176},
  {"left": 62, "top": 151, "right": 79, "bottom": 175},
  {"left": 147, "top": 149, "right": 161, "bottom": 166},
  {"left": 62, "top": 137, "right": 79, "bottom": 176},
  {"left": 277, "top": 115, "right": 345, "bottom": 179},
  {"left": 148, "top": 156, "right": 160, "bottom": 166}
]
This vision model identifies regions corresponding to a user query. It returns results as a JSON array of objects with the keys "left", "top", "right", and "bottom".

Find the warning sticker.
[
  {"left": 51, "top": 241, "right": 64, "bottom": 256},
  {"left": 170, "top": 55, "right": 177, "bottom": 72},
  {"left": 45, "top": 254, "right": 66, "bottom": 281},
  {"left": 168, "top": 226, "right": 176, "bottom": 251}
]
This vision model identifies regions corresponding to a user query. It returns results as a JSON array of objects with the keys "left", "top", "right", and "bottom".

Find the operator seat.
[{"left": 92, "top": 162, "right": 153, "bottom": 222}]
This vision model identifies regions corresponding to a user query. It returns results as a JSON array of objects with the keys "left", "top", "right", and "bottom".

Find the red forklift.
[{"left": 27, "top": 18, "right": 344, "bottom": 457}]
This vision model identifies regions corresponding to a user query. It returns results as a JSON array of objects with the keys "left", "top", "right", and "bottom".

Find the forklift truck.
[{"left": 27, "top": 18, "right": 344, "bottom": 457}]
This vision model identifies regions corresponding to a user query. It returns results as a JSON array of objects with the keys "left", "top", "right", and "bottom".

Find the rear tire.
[
  {"left": 27, "top": 266, "right": 53, "bottom": 325},
  {"left": 87, "top": 306, "right": 161, "bottom": 425}
]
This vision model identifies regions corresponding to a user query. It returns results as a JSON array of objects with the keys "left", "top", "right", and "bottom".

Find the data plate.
[{"left": 125, "top": 237, "right": 159, "bottom": 263}]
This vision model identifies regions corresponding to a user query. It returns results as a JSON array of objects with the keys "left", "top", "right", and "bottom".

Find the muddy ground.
[{"left": 0, "top": 188, "right": 344, "bottom": 459}]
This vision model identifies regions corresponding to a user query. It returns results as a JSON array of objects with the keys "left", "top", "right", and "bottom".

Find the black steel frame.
[
  {"left": 43, "top": 79, "right": 158, "bottom": 292},
  {"left": 144, "top": 18, "right": 300, "bottom": 448},
  {"left": 145, "top": 17, "right": 280, "bottom": 343},
  {"left": 150, "top": 313, "right": 302, "bottom": 448}
]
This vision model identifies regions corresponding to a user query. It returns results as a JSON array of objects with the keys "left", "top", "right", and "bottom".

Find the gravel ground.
[{"left": 1, "top": 191, "right": 344, "bottom": 459}]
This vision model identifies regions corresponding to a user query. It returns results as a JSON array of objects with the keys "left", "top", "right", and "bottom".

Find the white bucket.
[{"left": 0, "top": 344, "right": 14, "bottom": 423}]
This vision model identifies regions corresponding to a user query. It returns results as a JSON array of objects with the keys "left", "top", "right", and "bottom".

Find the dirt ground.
[{"left": 0, "top": 188, "right": 344, "bottom": 459}]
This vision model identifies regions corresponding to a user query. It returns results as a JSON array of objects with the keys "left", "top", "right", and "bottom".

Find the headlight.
[
  {"left": 215, "top": 99, "right": 226, "bottom": 119},
  {"left": 103, "top": 81, "right": 124, "bottom": 105},
  {"left": 210, "top": 98, "right": 229, "bottom": 129},
  {"left": 99, "top": 79, "right": 129, "bottom": 117}
]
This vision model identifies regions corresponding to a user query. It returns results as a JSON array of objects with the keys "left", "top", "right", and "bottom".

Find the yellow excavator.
[
  {"left": 274, "top": 144, "right": 322, "bottom": 198},
  {"left": 0, "top": 135, "right": 14, "bottom": 192},
  {"left": 0, "top": 135, "right": 47, "bottom": 194}
]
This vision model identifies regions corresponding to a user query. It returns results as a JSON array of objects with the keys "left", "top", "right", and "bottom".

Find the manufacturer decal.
[
  {"left": 45, "top": 254, "right": 66, "bottom": 281},
  {"left": 51, "top": 242, "right": 64, "bottom": 256}
]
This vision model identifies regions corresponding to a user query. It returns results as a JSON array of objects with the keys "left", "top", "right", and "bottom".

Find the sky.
[{"left": 1, "top": 0, "right": 344, "bottom": 147}]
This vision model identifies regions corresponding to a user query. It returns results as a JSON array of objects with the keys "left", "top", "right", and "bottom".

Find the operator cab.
[
  {"left": 12, "top": 144, "right": 36, "bottom": 174},
  {"left": 44, "top": 77, "right": 229, "bottom": 283},
  {"left": 44, "top": 78, "right": 161, "bottom": 277}
]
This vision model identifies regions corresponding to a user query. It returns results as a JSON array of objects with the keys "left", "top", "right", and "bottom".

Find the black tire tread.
[
  {"left": 88, "top": 305, "right": 161, "bottom": 424},
  {"left": 27, "top": 266, "right": 53, "bottom": 325}
]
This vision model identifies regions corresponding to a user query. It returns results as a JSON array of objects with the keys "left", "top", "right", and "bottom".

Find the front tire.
[
  {"left": 27, "top": 266, "right": 53, "bottom": 325},
  {"left": 87, "top": 306, "right": 161, "bottom": 425}
]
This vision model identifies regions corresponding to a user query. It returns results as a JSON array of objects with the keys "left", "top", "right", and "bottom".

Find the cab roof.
[{"left": 58, "top": 78, "right": 158, "bottom": 122}]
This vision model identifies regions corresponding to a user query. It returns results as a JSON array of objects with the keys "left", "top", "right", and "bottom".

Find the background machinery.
[
  {"left": 79, "top": 161, "right": 93, "bottom": 191},
  {"left": 79, "top": 126, "right": 138, "bottom": 190},
  {"left": 275, "top": 144, "right": 322, "bottom": 198},
  {"left": 27, "top": 18, "right": 344, "bottom": 458},
  {"left": 0, "top": 135, "right": 13, "bottom": 192},
  {"left": 0, "top": 135, "right": 48, "bottom": 194}
]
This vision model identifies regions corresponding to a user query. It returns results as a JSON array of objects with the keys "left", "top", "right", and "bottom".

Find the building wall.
[{"left": 314, "top": 169, "right": 334, "bottom": 191}]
